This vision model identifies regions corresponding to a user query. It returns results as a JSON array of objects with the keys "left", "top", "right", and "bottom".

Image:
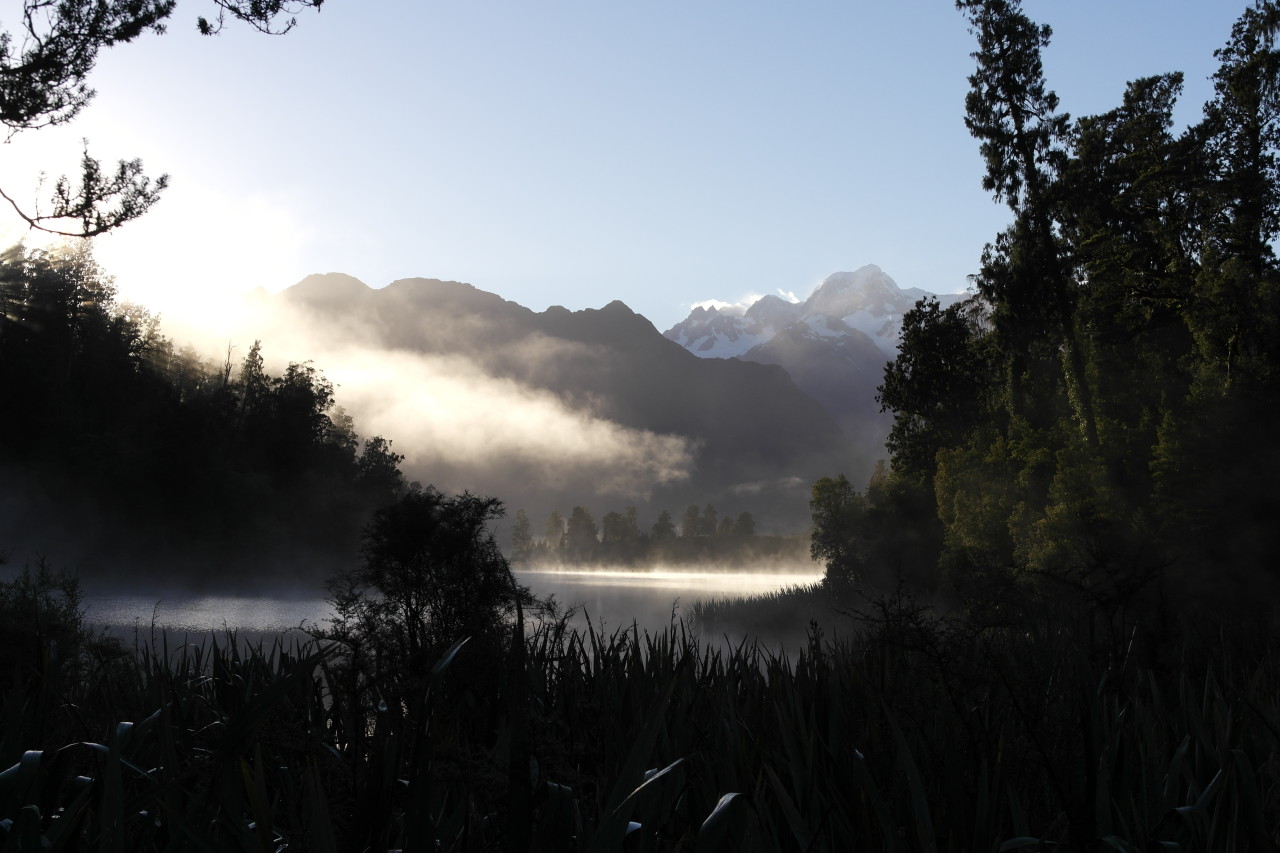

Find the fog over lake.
[{"left": 83, "top": 566, "right": 823, "bottom": 640}]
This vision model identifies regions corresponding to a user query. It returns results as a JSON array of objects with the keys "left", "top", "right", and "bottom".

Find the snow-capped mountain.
[
  {"left": 665, "top": 265, "right": 961, "bottom": 360},
  {"left": 663, "top": 265, "right": 967, "bottom": 460}
]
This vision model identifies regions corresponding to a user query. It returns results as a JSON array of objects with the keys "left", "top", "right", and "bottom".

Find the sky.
[{"left": 0, "top": 0, "right": 1254, "bottom": 335}]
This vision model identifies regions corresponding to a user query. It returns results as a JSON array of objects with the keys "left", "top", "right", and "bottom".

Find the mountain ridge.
[
  {"left": 270, "top": 274, "right": 861, "bottom": 529},
  {"left": 663, "top": 264, "right": 967, "bottom": 459}
]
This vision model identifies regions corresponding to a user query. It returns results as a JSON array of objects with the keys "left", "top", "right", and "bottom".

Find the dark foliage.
[
  {"left": 811, "top": 0, "right": 1280, "bottom": 642},
  {"left": 0, "top": 592, "right": 1276, "bottom": 850},
  {"left": 0, "top": 0, "right": 322, "bottom": 237},
  {"left": 320, "top": 486, "right": 532, "bottom": 707},
  {"left": 0, "top": 244, "right": 406, "bottom": 585}
]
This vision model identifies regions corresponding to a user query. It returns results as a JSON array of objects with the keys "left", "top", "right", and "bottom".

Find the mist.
[
  {"left": 159, "top": 286, "right": 698, "bottom": 504},
  {"left": 152, "top": 272, "right": 851, "bottom": 534}
]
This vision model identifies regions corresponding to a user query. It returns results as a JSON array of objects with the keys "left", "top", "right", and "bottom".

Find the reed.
[{"left": 1, "top": 612, "right": 1277, "bottom": 850}]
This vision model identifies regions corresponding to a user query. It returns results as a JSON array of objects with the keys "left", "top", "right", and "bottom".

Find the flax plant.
[{"left": 1, "top": 609, "right": 1277, "bottom": 850}]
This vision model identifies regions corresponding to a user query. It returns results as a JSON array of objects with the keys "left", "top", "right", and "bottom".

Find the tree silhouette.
[
  {"left": 320, "top": 486, "right": 529, "bottom": 730},
  {"left": 680, "top": 505, "right": 701, "bottom": 538},
  {"left": 701, "top": 504, "right": 718, "bottom": 537},
  {"left": 510, "top": 509, "right": 534, "bottom": 564},
  {"left": 0, "top": 243, "right": 407, "bottom": 583},
  {"left": 564, "top": 506, "right": 599, "bottom": 561},
  {"left": 826, "top": 0, "right": 1280, "bottom": 618},
  {"left": 0, "top": 0, "right": 323, "bottom": 237},
  {"left": 544, "top": 510, "right": 566, "bottom": 553},
  {"left": 650, "top": 509, "right": 676, "bottom": 541}
]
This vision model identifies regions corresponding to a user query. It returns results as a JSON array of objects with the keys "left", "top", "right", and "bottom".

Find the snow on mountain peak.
[
  {"left": 664, "top": 265, "right": 966, "bottom": 362},
  {"left": 691, "top": 299, "right": 742, "bottom": 318},
  {"left": 662, "top": 267, "right": 969, "bottom": 466},
  {"left": 803, "top": 265, "right": 905, "bottom": 320}
]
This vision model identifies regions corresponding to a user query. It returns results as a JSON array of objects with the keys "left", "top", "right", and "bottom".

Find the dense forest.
[
  {"left": 812, "top": 0, "right": 1280, "bottom": 638},
  {"left": 0, "top": 243, "right": 408, "bottom": 586}
]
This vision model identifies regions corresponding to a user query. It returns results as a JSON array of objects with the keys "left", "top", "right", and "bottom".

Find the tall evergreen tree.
[
  {"left": 510, "top": 509, "right": 534, "bottom": 564},
  {"left": 650, "top": 509, "right": 676, "bottom": 541},
  {"left": 680, "top": 505, "right": 701, "bottom": 539},
  {"left": 565, "top": 506, "right": 599, "bottom": 561}
]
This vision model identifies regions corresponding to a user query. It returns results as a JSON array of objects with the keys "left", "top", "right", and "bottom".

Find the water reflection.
[
  {"left": 520, "top": 568, "right": 820, "bottom": 592},
  {"left": 520, "top": 568, "right": 821, "bottom": 635},
  {"left": 84, "top": 595, "right": 332, "bottom": 635},
  {"left": 82, "top": 567, "right": 823, "bottom": 639}
]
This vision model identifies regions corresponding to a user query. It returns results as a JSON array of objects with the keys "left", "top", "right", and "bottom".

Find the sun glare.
[{"left": 91, "top": 186, "right": 311, "bottom": 339}]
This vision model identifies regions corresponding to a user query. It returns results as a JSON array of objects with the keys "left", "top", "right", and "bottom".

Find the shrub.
[
  {"left": 0, "top": 558, "right": 87, "bottom": 695},
  {"left": 317, "top": 486, "right": 533, "bottom": 722}
]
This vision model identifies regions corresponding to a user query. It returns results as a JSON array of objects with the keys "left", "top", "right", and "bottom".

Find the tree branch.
[
  {"left": 1, "top": 144, "right": 168, "bottom": 238},
  {"left": 198, "top": 0, "right": 325, "bottom": 36}
]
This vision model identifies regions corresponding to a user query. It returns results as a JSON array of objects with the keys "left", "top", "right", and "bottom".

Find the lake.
[{"left": 83, "top": 566, "right": 824, "bottom": 642}]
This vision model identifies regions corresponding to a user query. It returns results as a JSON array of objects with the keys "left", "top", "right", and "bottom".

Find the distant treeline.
[
  {"left": 0, "top": 244, "right": 407, "bottom": 583},
  {"left": 511, "top": 504, "right": 811, "bottom": 567}
]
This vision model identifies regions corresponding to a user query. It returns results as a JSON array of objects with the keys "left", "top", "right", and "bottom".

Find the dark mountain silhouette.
[{"left": 277, "top": 275, "right": 856, "bottom": 528}]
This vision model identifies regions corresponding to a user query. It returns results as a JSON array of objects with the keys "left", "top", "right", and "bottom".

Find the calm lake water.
[{"left": 83, "top": 567, "right": 823, "bottom": 639}]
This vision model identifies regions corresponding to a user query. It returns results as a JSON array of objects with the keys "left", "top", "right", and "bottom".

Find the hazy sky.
[{"left": 0, "top": 1, "right": 1250, "bottom": 333}]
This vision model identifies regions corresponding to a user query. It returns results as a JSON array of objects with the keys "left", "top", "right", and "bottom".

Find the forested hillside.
[
  {"left": 814, "top": 0, "right": 1280, "bottom": 633},
  {"left": 0, "top": 244, "right": 406, "bottom": 586}
]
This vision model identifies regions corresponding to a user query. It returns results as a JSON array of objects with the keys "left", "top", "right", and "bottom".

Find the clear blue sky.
[{"left": 0, "top": 0, "right": 1251, "bottom": 332}]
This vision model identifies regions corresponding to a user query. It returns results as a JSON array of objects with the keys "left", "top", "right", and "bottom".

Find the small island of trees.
[{"left": 509, "top": 503, "right": 810, "bottom": 568}]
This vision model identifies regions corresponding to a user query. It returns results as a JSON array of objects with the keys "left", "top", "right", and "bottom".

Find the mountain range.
[
  {"left": 662, "top": 265, "right": 966, "bottom": 461},
  {"left": 257, "top": 265, "right": 963, "bottom": 531},
  {"left": 266, "top": 275, "right": 850, "bottom": 530}
]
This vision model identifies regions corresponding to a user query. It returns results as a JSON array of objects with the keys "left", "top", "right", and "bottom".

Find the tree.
[
  {"left": 809, "top": 467, "right": 941, "bottom": 594},
  {"left": 701, "top": 504, "right": 718, "bottom": 537},
  {"left": 510, "top": 509, "right": 534, "bottom": 564},
  {"left": 1148, "top": 3, "right": 1280, "bottom": 594},
  {"left": 650, "top": 509, "right": 676, "bottom": 541},
  {"left": 1191, "top": 1, "right": 1280, "bottom": 384},
  {"left": 0, "top": 0, "right": 323, "bottom": 238},
  {"left": 956, "top": 0, "right": 1066, "bottom": 213},
  {"left": 809, "top": 475, "right": 867, "bottom": 589},
  {"left": 1057, "top": 73, "right": 1198, "bottom": 498},
  {"left": 322, "top": 486, "right": 529, "bottom": 712},
  {"left": 877, "top": 297, "right": 989, "bottom": 487},
  {"left": 238, "top": 339, "right": 269, "bottom": 417},
  {"left": 198, "top": 0, "right": 326, "bottom": 36},
  {"left": 545, "top": 510, "right": 566, "bottom": 553},
  {"left": 0, "top": 560, "right": 87, "bottom": 695},
  {"left": 957, "top": 0, "right": 1104, "bottom": 448},
  {"left": 564, "top": 505, "right": 599, "bottom": 561},
  {"left": 734, "top": 511, "right": 756, "bottom": 538},
  {"left": 356, "top": 435, "right": 406, "bottom": 498},
  {"left": 600, "top": 511, "right": 628, "bottom": 545},
  {"left": 680, "top": 505, "right": 701, "bottom": 538}
]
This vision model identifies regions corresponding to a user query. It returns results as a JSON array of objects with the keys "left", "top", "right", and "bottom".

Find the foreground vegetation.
[{"left": 2, "top": 562, "right": 1278, "bottom": 851}]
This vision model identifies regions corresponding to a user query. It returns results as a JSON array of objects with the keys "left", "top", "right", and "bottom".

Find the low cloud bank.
[
  {"left": 327, "top": 348, "right": 696, "bottom": 499},
  {"left": 162, "top": 292, "right": 697, "bottom": 502}
]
